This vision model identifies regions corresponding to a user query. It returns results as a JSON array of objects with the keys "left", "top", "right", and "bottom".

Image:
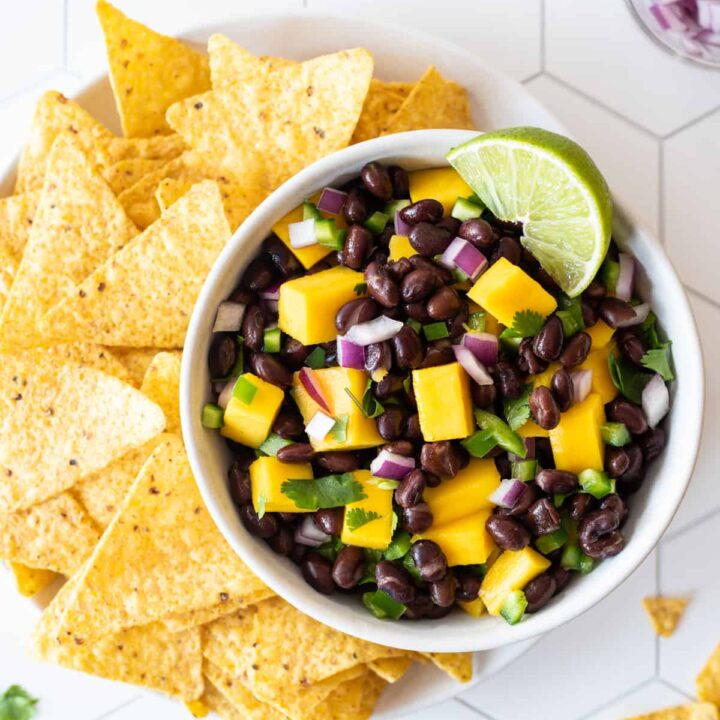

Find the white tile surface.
[{"left": 584, "top": 680, "right": 692, "bottom": 720}]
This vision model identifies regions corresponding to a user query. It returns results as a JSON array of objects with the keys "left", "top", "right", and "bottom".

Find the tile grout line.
[
  {"left": 684, "top": 284, "right": 720, "bottom": 313},
  {"left": 455, "top": 696, "right": 496, "bottom": 719},
  {"left": 576, "top": 677, "right": 655, "bottom": 720},
  {"left": 656, "top": 677, "right": 695, "bottom": 701},
  {"left": 521, "top": 71, "right": 543, "bottom": 85},
  {"left": 539, "top": 0, "right": 546, "bottom": 71},
  {"left": 654, "top": 548, "right": 661, "bottom": 675},
  {"left": 661, "top": 102, "right": 720, "bottom": 140},
  {"left": 657, "top": 141, "right": 665, "bottom": 246},
  {"left": 90, "top": 695, "right": 142, "bottom": 720},
  {"left": 662, "top": 504, "right": 720, "bottom": 544}
]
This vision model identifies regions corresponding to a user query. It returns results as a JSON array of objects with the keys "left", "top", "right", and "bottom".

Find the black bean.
[
  {"left": 535, "top": 469, "right": 579, "bottom": 494},
  {"left": 388, "top": 165, "right": 410, "bottom": 198},
  {"left": 392, "top": 326, "right": 424, "bottom": 369},
  {"left": 335, "top": 297, "right": 378, "bottom": 334},
  {"left": 567, "top": 493, "right": 595, "bottom": 521},
  {"left": 383, "top": 440, "right": 415, "bottom": 456},
  {"left": 584, "top": 280, "right": 607, "bottom": 299},
  {"left": 518, "top": 338, "right": 548, "bottom": 375},
  {"left": 599, "top": 298, "right": 637, "bottom": 328},
  {"left": 525, "top": 498, "right": 561, "bottom": 536},
  {"left": 400, "top": 199, "right": 443, "bottom": 225},
  {"left": 419, "top": 339, "right": 454, "bottom": 369},
  {"left": 375, "top": 560, "right": 417, "bottom": 603},
  {"left": 242, "top": 304, "right": 265, "bottom": 351},
  {"left": 404, "top": 301, "right": 431, "bottom": 323},
  {"left": 409, "top": 222, "right": 452, "bottom": 257},
  {"left": 276, "top": 442, "right": 315, "bottom": 463},
  {"left": 605, "top": 446, "right": 630, "bottom": 478},
  {"left": 533, "top": 316, "right": 564, "bottom": 361},
  {"left": 501, "top": 482, "right": 538, "bottom": 517},
  {"left": 402, "top": 503, "right": 434, "bottom": 534},
  {"left": 360, "top": 161, "right": 393, "bottom": 200},
  {"left": 411, "top": 540, "right": 448, "bottom": 582},
  {"left": 524, "top": 573, "right": 557, "bottom": 613},
  {"left": 495, "top": 361, "right": 524, "bottom": 400},
  {"left": 581, "top": 299, "right": 598, "bottom": 327},
  {"left": 301, "top": 552, "right": 335, "bottom": 594},
  {"left": 607, "top": 398, "right": 648, "bottom": 435},
  {"left": 343, "top": 186, "right": 371, "bottom": 224},
  {"left": 264, "top": 235, "right": 303, "bottom": 278},
  {"left": 456, "top": 572, "right": 482, "bottom": 601},
  {"left": 387, "top": 257, "right": 413, "bottom": 282},
  {"left": 208, "top": 335, "right": 237, "bottom": 379},
  {"left": 430, "top": 572, "right": 457, "bottom": 607},
  {"left": 637, "top": 427, "right": 666, "bottom": 462},
  {"left": 404, "top": 414, "right": 423, "bottom": 442},
  {"left": 617, "top": 330, "right": 647, "bottom": 367},
  {"left": 249, "top": 352, "right": 293, "bottom": 388},
  {"left": 307, "top": 258, "right": 333, "bottom": 275},
  {"left": 290, "top": 544, "right": 307, "bottom": 566},
  {"left": 494, "top": 453, "right": 512, "bottom": 479},
  {"left": 228, "top": 462, "right": 252, "bottom": 506},
  {"left": 374, "top": 373, "right": 404, "bottom": 400},
  {"left": 377, "top": 408, "right": 406, "bottom": 440},
  {"left": 240, "top": 504, "right": 278, "bottom": 538},
  {"left": 314, "top": 508, "right": 343, "bottom": 536},
  {"left": 365, "top": 260, "right": 399, "bottom": 307},
  {"left": 269, "top": 525, "right": 294, "bottom": 556},
  {"left": 617, "top": 443, "right": 645, "bottom": 494},
  {"left": 242, "top": 254, "right": 276, "bottom": 291},
  {"left": 277, "top": 512, "right": 297, "bottom": 524},
  {"left": 280, "top": 337, "right": 310, "bottom": 369},
  {"left": 342, "top": 225, "right": 373, "bottom": 270},
  {"left": 459, "top": 218, "right": 495, "bottom": 248},
  {"left": 493, "top": 236, "right": 522, "bottom": 265},
  {"left": 427, "top": 286, "right": 462, "bottom": 320},
  {"left": 486, "top": 515, "right": 531, "bottom": 550},
  {"left": 551, "top": 367, "right": 574, "bottom": 411},
  {"left": 437, "top": 217, "right": 461, "bottom": 235},
  {"left": 272, "top": 410, "right": 305, "bottom": 440},
  {"left": 331, "top": 546, "right": 364, "bottom": 589},
  {"left": 559, "top": 332, "right": 591, "bottom": 368},
  {"left": 578, "top": 509, "right": 625, "bottom": 559},
  {"left": 400, "top": 269, "right": 441, "bottom": 303},
  {"left": 420, "top": 441, "right": 468, "bottom": 478},
  {"left": 599, "top": 494, "right": 628, "bottom": 526},
  {"left": 315, "top": 452, "right": 359, "bottom": 474},
  {"left": 395, "top": 469, "right": 427, "bottom": 508},
  {"left": 551, "top": 564, "right": 572, "bottom": 593},
  {"left": 530, "top": 386, "right": 560, "bottom": 430},
  {"left": 471, "top": 382, "right": 497, "bottom": 408},
  {"left": 403, "top": 592, "right": 437, "bottom": 620},
  {"left": 448, "top": 302, "right": 469, "bottom": 341},
  {"left": 364, "top": 341, "right": 392, "bottom": 375}
]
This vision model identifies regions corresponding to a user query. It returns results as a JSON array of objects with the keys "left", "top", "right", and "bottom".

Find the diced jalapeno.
[{"left": 201, "top": 403, "right": 224, "bottom": 429}]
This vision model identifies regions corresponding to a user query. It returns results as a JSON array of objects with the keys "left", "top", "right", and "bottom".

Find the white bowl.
[{"left": 181, "top": 128, "right": 704, "bottom": 653}]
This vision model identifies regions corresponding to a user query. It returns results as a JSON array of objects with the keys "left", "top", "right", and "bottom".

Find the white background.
[{"left": 1, "top": 1, "right": 719, "bottom": 719}]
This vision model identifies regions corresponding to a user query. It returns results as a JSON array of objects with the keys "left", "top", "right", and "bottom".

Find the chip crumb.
[
  {"left": 624, "top": 702, "right": 719, "bottom": 720},
  {"left": 642, "top": 596, "right": 688, "bottom": 638},
  {"left": 697, "top": 642, "right": 720, "bottom": 706}
]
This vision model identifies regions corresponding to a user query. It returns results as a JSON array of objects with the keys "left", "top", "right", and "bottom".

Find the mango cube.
[
  {"left": 388, "top": 234, "right": 416, "bottom": 261},
  {"left": 517, "top": 420, "right": 549, "bottom": 439},
  {"left": 278, "top": 266, "right": 365, "bottom": 345},
  {"left": 480, "top": 547, "right": 551, "bottom": 616},
  {"left": 292, "top": 367, "right": 383, "bottom": 451},
  {"left": 423, "top": 459, "right": 500, "bottom": 526},
  {"left": 413, "top": 509, "right": 496, "bottom": 566},
  {"left": 532, "top": 362, "right": 561, "bottom": 390},
  {"left": 586, "top": 320, "right": 615, "bottom": 349},
  {"left": 408, "top": 167, "right": 473, "bottom": 215},
  {"left": 549, "top": 393, "right": 605, "bottom": 473},
  {"left": 459, "top": 597, "right": 487, "bottom": 618},
  {"left": 579, "top": 345, "right": 618, "bottom": 404},
  {"left": 412, "top": 362, "right": 474, "bottom": 442},
  {"left": 467, "top": 258, "right": 557, "bottom": 327},
  {"left": 341, "top": 470, "right": 394, "bottom": 550},
  {"left": 220, "top": 373, "right": 283, "bottom": 448},
  {"left": 250, "top": 456, "right": 313, "bottom": 514}
]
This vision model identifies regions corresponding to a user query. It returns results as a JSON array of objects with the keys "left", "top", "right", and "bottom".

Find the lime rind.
[{"left": 447, "top": 127, "right": 612, "bottom": 297}]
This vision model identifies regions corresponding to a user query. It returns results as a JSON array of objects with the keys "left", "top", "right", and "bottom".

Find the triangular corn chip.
[
  {"left": 140, "top": 351, "right": 182, "bottom": 433},
  {"left": 697, "top": 642, "right": 720, "bottom": 706},
  {"left": 642, "top": 596, "right": 689, "bottom": 638},
  {"left": 423, "top": 652, "right": 473, "bottom": 683},
  {"left": 352, "top": 79, "right": 409, "bottom": 144},
  {"left": 0, "top": 192, "right": 40, "bottom": 310},
  {"left": 369, "top": 655, "right": 415, "bottom": 683},
  {"left": 110, "top": 346, "right": 164, "bottom": 387},
  {"left": 625, "top": 703, "right": 719, "bottom": 720},
  {"left": 103, "top": 157, "right": 169, "bottom": 194},
  {"left": 9, "top": 562, "right": 59, "bottom": 597}
]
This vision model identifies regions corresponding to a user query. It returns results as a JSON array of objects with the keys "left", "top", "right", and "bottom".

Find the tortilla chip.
[
  {"left": 103, "top": 157, "right": 169, "bottom": 194},
  {"left": 0, "top": 134, "right": 138, "bottom": 350},
  {"left": 97, "top": 0, "right": 211, "bottom": 138},
  {"left": 166, "top": 48, "right": 373, "bottom": 190},
  {"left": 322, "top": 671, "right": 386, "bottom": 720},
  {"left": 0, "top": 492, "right": 99, "bottom": 574},
  {"left": 54, "top": 435, "right": 269, "bottom": 639},
  {"left": 423, "top": 652, "right": 473, "bottom": 683},
  {"left": 697, "top": 642, "right": 720, "bottom": 706},
  {"left": 625, "top": 703, "right": 719, "bottom": 720},
  {"left": 155, "top": 177, "right": 193, "bottom": 213},
  {"left": 201, "top": 680, "right": 245, "bottom": 720},
  {"left": 369, "top": 655, "right": 415, "bottom": 683},
  {"left": 42, "top": 180, "right": 231, "bottom": 348},
  {"left": 9, "top": 562, "right": 60, "bottom": 597},
  {"left": 111, "top": 346, "right": 164, "bottom": 387},
  {"left": 185, "top": 699, "right": 209, "bottom": 719},
  {"left": 0, "top": 355, "right": 165, "bottom": 512},
  {"left": 382, "top": 66, "right": 473, "bottom": 135},
  {"left": 31, "top": 573, "right": 203, "bottom": 700},
  {"left": 26, "top": 343, "right": 132, "bottom": 383},
  {"left": 0, "top": 192, "right": 40, "bottom": 309},
  {"left": 642, "top": 596, "right": 688, "bottom": 638},
  {"left": 351, "top": 79, "right": 409, "bottom": 144},
  {"left": 139, "top": 351, "right": 182, "bottom": 432},
  {"left": 381, "top": 80, "right": 414, "bottom": 98}
]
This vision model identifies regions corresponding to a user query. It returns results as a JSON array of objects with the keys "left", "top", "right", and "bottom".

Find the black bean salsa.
[{"left": 202, "top": 160, "right": 673, "bottom": 625}]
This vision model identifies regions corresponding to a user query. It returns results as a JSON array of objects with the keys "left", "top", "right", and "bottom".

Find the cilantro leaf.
[
  {"left": 510, "top": 310, "right": 545, "bottom": 338},
  {"left": 608, "top": 353, "right": 651, "bottom": 404},
  {"left": 503, "top": 383, "right": 533, "bottom": 431},
  {"left": 344, "top": 380, "right": 384, "bottom": 419},
  {"left": 345, "top": 508, "right": 382, "bottom": 531},
  {"left": 281, "top": 473, "right": 366, "bottom": 510},
  {"left": 641, "top": 343, "right": 674, "bottom": 381},
  {"left": 256, "top": 493, "right": 267, "bottom": 520},
  {"left": 639, "top": 311, "right": 660, "bottom": 349},
  {"left": 556, "top": 293, "right": 585, "bottom": 337},
  {"left": 329, "top": 414, "right": 349, "bottom": 443},
  {"left": 353, "top": 282, "right": 368, "bottom": 296},
  {"left": 0, "top": 686, "right": 38, "bottom": 720}
]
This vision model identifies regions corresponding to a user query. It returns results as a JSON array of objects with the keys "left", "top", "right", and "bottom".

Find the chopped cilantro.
[
  {"left": 608, "top": 352, "right": 651, "bottom": 404},
  {"left": 503, "top": 383, "right": 533, "bottom": 431},
  {"left": 510, "top": 310, "right": 545, "bottom": 338},
  {"left": 345, "top": 508, "right": 382, "bottom": 531},
  {"left": 256, "top": 493, "right": 267, "bottom": 520},
  {"left": 344, "top": 379, "right": 384, "bottom": 419},
  {"left": 641, "top": 344, "right": 674, "bottom": 381},
  {"left": 0, "top": 686, "right": 38, "bottom": 720},
  {"left": 281, "top": 473, "right": 366, "bottom": 510},
  {"left": 329, "top": 414, "right": 349, "bottom": 443},
  {"left": 304, "top": 347, "right": 326, "bottom": 369},
  {"left": 353, "top": 282, "right": 368, "bottom": 296}
]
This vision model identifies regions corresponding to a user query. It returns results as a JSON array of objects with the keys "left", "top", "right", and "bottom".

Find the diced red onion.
[
  {"left": 615, "top": 253, "right": 635, "bottom": 302},
  {"left": 316, "top": 188, "right": 347, "bottom": 215},
  {"left": 294, "top": 515, "right": 329, "bottom": 547},
  {"left": 262, "top": 299, "right": 279, "bottom": 315},
  {"left": 570, "top": 370, "right": 593, "bottom": 404},
  {"left": 698, "top": 0, "right": 720, "bottom": 30},
  {"left": 394, "top": 211, "right": 412, "bottom": 237},
  {"left": 299, "top": 368, "right": 331, "bottom": 413},
  {"left": 510, "top": 437, "right": 536, "bottom": 462},
  {"left": 218, "top": 378, "right": 235, "bottom": 409},
  {"left": 439, "top": 237, "right": 488, "bottom": 280},
  {"left": 642, "top": 373, "right": 670, "bottom": 428},
  {"left": 651, "top": 1, "right": 690, "bottom": 30},
  {"left": 337, "top": 336, "right": 365, "bottom": 370},
  {"left": 213, "top": 301, "right": 246, "bottom": 332},
  {"left": 305, "top": 410, "right": 336, "bottom": 441},
  {"left": 462, "top": 331, "right": 499, "bottom": 366},
  {"left": 695, "top": 27, "right": 720, "bottom": 43},
  {"left": 289, "top": 218, "right": 317, "bottom": 248},
  {"left": 260, "top": 283, "right": 282, "bottom": 301},
  {"left": 647, "top": 0, "right": 720, "bottom": 59},
  {"left": 615, "top": 302, "right": 651, "bottom": 328},
  {"left": 489, "top": 479, "right": 527, "bottom": 509},
  {"left": 452, "top": 345, "right": 494, "bottom": 386},
  {"left": 345, "top": 315, "right": 404, "bottom": 346},
  {"left": 370, "top": 450, "right": 415, "bottom": 480}
]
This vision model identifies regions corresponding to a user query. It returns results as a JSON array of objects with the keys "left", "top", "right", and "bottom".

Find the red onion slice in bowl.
[
  {"left": 394, "top": 211, "right": 412, "bottom": 237},
  {"left": 642, "top": 373, "right": 669, "bottom": 428},
  {"left": 295, "top": 516, "right": 330, "bottom": 547},
  {"left": 299, "top": 368, "right": 331, "bottom": 412},
  {"left": 213, "top": 301, "right": 246, "bottom": 332},
  {"left": 452, "top": 344, "right": 494, "bottom": 385},
  {"left": 615, "top": 302, "right": 651, "bottom": 328},
  {"left": 337, "top": 336, "right": 365, "bottom": 369},
  {"left": 370, "top": 450, "right": 415, "bottom": 479},
  {"left": 305, "top": 410, "right": 336, "bottom": 441},
  {"left": 615, "top": 253, "right": 635, "bottom": 302},
  {"left": 462, "top": 331, "right": 499, "bottom": 366},
  {"left": 439, "top": 237, "right": 487, "bottom": 280},
  {"left": 345, "top": 315, "right": 404, "bottom": 346},
  {"left": 570, "top": 369, "right": 593, "bottom": 404},
  {"left": 317, "top": 187, "right": 347, "bottom": 215},
  {"left": 289, "top": 218, "right": 317, "bottom": 248},
  {"left": 489, "top": 478, "right": 527, "bottom": 509}
]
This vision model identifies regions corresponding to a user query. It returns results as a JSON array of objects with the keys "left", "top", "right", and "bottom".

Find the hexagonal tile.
[
  {"left": 664, "top": 109, "right": 720, "bottom": 304},
  {"left": 527, "top": 74, "right": 660, "bottom": 235},
  {"left": 583, "top": 680, "right": 692, "bottom": 720},
  {"left": 307, "top": 0, "right": 542, "bottom": 81},
  {"left": 665, "top": 292, "right": 720, "bottom": 537},
  {"left": 399, "top": 699, "right": 492, "bottom": 720},
  {"left": 458, "top": 553, "right": 657, "bottom": 720},
  {"left": 659, "top": 512, "right": 720, "bottom": 696},
  {"left": 0, "top": 0, "right": 64, "bottom": 101},
  {"left": 546, "top": 0, "right": 720, "bottom": 135}
]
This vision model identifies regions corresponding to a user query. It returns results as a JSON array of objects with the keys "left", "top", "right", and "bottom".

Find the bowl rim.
[{"left": 181, "top": 129, "right": 704, "bottom": 652}]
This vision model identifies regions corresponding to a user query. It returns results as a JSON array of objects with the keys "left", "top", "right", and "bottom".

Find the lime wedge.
[{"left": 447, "top": 127, "right": 612, "bottom": 297}]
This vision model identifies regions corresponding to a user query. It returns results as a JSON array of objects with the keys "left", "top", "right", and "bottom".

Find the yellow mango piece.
[
  {"left": 408, "top": 167, "right": 473, "bottom": 215},
  {"left": 278, "top": 266, "right": 365, "bottom": 345},
  {"left": 480, "top": 547, "right": 551, "bottom": 615},
  {"left": 412, "top": 362, "right": 474, "bottom": 441},
  {"left": 549, "top": 393, "right": 605, "bottom": 473},
  {"left": 250, "top": 456, "right": 314, "bottom": 514},
  {"left": 532, "top": 362, "right": 561, "bottom": 390},
  {"left": 517, "top": 420, "right": 549, "bottom": 439},
  {"left": 220, "top": 373, "right": 284, "bottom": 448},
  {"left": 586, "top": 320, "right": 615, "bottom": 349},
  {"left": 292, "top": 367, "right": 383, "bottom": 451},
  {"left": 341, "top": 470, "right": 394, "bottom": 550},
  {"left": 459, "top": 597, "right": 487, "bottom": 617},
  {"left": 467, "top": 258, "right": 557, "bottom": 327},
  {"left": 388, "top": 234, "right": 416, "bottom": 261},
  {"left": 484, "top": 313, "right": 503, "bottom": 337},
  {"left": 413, "top": 509, "right": 496, "bottom": 566},
  {"left": 579, "top": 345, "right": 618, "bottom": 404},
  {"left": 424, "top": 458, "right": 500, "bottom": 526}
]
